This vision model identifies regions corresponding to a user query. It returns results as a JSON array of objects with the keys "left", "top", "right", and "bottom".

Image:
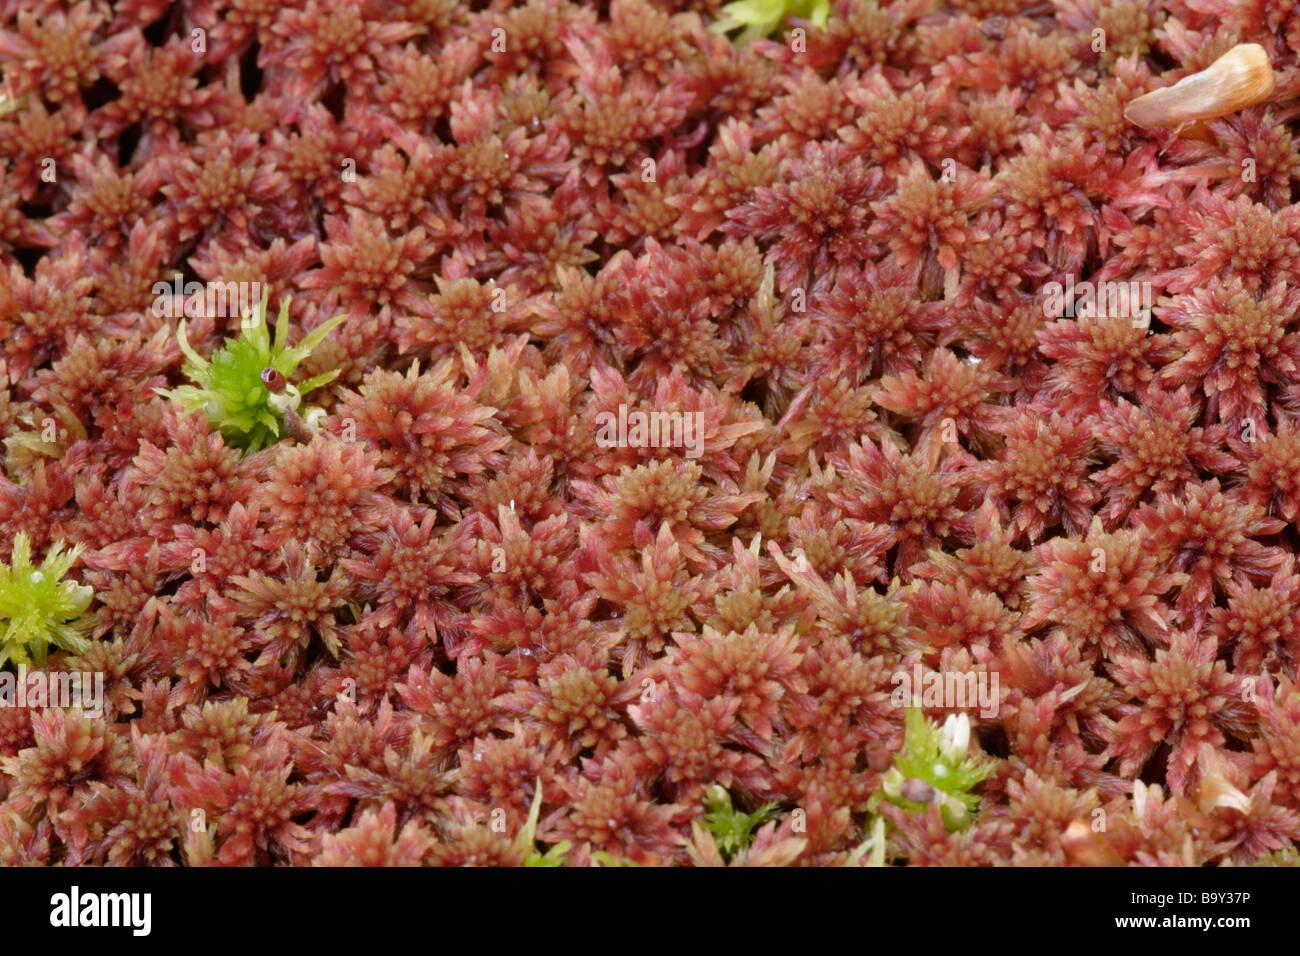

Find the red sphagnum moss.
[{"left": 2, "top": 0, "right": 1300, "bottom": 869}]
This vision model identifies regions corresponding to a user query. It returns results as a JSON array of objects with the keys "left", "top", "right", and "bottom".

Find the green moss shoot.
[
  {"left": 0, "top": 533, "right": 94, "bottom": 667},
  {"left": 159, "top": 295, "right": 346, "bottom": 452},
  {"left": 702, "top": 784, "right": 779, "bottom": 859},
  {"left": 876, "top": 708, "right": 996, "bottom": 831},
  {"left": 519, "top": 782, "right": 572, "bottom": 866},
  {"left": 710, "top": 0, "right": 830, "bottom": 43}
]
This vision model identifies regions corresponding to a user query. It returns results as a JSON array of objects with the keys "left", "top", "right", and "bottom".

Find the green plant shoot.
[
  {"left": 876, "top": 708, "right": 996, "bottom": 831},
  {"left": 702, "top": 784, "right": 779, "bottom": 859},
  {"left": 159, "top": 295, "right": 346, "bottom": 451},
  {"left": 519, "top": 781, "right": 571, "bottom": 866},
  {"left": 0, "top": 533, "right": 94, "bottom": 667},
  {"left": 710, "top": 0, "right": 831, "bottom": 44}
]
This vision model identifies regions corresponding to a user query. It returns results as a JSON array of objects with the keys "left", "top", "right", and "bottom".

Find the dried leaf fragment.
[{"left": 1125, "top": 43, "right": 1275, "bottom": 130}]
